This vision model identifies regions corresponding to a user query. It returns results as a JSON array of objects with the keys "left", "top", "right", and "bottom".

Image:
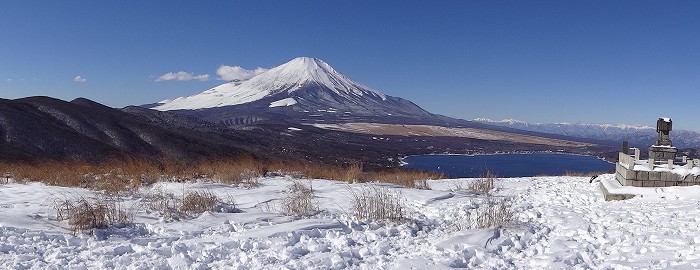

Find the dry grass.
[
  {"left": 139, "top": 191, "right": 181, "bottom": 220},
  {"left": 196, "top": 159, "right": 265, "bottom": 187},
  {"left": 1, "top": 157, "right": 444, "bottom": 191},
  {"left": 271, "top": 163, "right": 442, "bottom": 188},
  {"left": 343, "top": 163, "right": 364, "bottom": 183},
  {"left": 471, "top": 194, "right": 515, "bottom": 229},
  {"left": 54, "top": 194, "right": 133, "bottom": 235},
  {"left": 468, "top": 171, "right": 498, "bottom": 194},
  {"left": 351, "top": 187, "right": 408, "bottom": 222},
  {"left": 5, "top": 160, "right": 90, "bottom": 187},
  {"left": 453, "top": 171, "right": 514, "bottom": 229},
  {"left": 280, "top": 180, "right": 319, "bottom": 217},
  {"left": 180, "top": 190, "right": 221, "bottom": 216},
  {"left": 268, "top": 162, "right": 358, "bottom": 182},
  {"left": 1, "top": 171, "right": 10, "bottom": 184},
  {"left": 138, "top": 189, "right": 234, "bottom": 220},
  {"left": 100, "top": 157, "right": 162, "bottom": 186},
  {"left": 366, "top": 169, "right": 441, "bottom": 189},
  {"left": 0, "top": 164, "right": 10, "bottom": 184},
  {"left": 1, "top": 159, "right": 157, "bottom": 192},
  {"left": 0, "top": 157, "right": 261, "bottom": 192}
]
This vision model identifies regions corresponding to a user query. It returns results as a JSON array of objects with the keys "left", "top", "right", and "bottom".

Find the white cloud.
[
  {"left": 155, "top": 71, "right": 210, "bottom": 82},
  {"left": 73, "top": 75, "right": 87, "bottom": 83},
  {"left": 216, "top": 65, "right": 267, "bottom": 81}
]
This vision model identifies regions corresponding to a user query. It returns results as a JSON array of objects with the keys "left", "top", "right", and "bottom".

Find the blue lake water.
[{"left": 402, "top": 153, "right": 614, "bottom": 178}]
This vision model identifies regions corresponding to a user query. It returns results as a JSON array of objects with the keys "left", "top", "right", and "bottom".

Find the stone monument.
[
  {"left": 612, "top": 118, "right": 698, "bottom": 189},
  {"left": 648, "top": 117, "right": 677, "bottom": 161}
]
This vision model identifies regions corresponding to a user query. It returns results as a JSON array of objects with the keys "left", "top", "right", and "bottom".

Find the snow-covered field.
[{"left": 2, "top": 174, "right": 700, "bottom": 269}]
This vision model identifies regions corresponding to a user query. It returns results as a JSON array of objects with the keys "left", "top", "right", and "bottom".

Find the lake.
[{"left": 402, "top": 153, "right": 613, "bottom": 178}]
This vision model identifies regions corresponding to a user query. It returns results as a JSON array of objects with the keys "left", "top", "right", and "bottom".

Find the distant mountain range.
[{"left": 473, "top": 118, "right": 700, "bottom": 149}]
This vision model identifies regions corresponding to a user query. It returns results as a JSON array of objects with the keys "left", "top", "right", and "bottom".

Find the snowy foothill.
[{"left": 2, "top": 174, "right": 700, "bottom": 269}]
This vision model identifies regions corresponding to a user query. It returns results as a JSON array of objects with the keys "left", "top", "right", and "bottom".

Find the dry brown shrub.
[
  {"left": 4, "top": 157, "right": 261, "bottom": 191},
  {"left": 342, "top": 163, "right": 363, "bottom": 183},
  {"left": 15, "top": 160, "right": 93, "bottom": 187},
  {"left": 274, "top": 162, "right": 364, "bottom": 182},
  {"left": 158, "top": 159, "right": 201, "bottom": 182},
  {"left": 5, "top": 163, "right": 31, "bottom": 184},
  {"left": 472, "top": 194, "right": 514, "bottom": 229},
  {"left": 180, "top": 190, "right": 221, "bottom": 215},
  {"left": 468, "top": 171, "right": 498, "bottom": 194},
  {"left": 197, "top": 158, "right": 264, "bottom": 187},
  {"left": 139, "top": 189, "right": 232, "bottom": 220},
  {"left": 272, "top": 162, "right": 441, "bottom": 189},
  {"left": 4, "top": 159, "right": 156, "bottom": 192},
  {"left": 351, "top": 186, "right": 408, "bottom": 222},
  {"left": 366, "top": 169, "right": 442, "bottom": 189},
  {"left": 266, "top": 161, "right": 359, "bottom": 182},
  {"left": 0, "top": 164, "right": 11, "bottom": 184},
  {"left": 90, "top": 157, "right": 167, "bottom": 192},
  {"left": 237, "top": 175, "right": 260, "bottom": 189},
  {"left": 280, "top": 180, "right": 318, "bottom": 217},
  {"left": 4, "top": 157, "right": 440, "bottom": 192},
  {"left": 93, "top": 175, "right": 138, "bottom": 194},
  {"left": 101, "top": 157, "right": 162, "bottom": 186},
  {"left": 300, "top": 162, "right": 341, "bottom": 180},
  {"left": 139, "top": 191, "right": 180, "bottom": 220},
  {"left": 54, "top": 195, "right": 133, "bottom": 235}
]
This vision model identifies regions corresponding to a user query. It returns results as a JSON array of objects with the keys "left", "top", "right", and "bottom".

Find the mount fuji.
[{"left": 150, "top": 57, "right": 446, "bottom": 126}]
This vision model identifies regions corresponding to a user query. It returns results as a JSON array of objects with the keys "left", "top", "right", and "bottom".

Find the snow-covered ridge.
[
  {"left": 153, "top": 57, "right": 387, "bottom": 111},
  {"left": 474, "top": 118, "right": 700, "bottom": 148},
  {"left": 473, "top": 118, "right": 530, "bottom": 126},
  {"left": 473, "top": 118, "right": 653, "bottom": 130}
]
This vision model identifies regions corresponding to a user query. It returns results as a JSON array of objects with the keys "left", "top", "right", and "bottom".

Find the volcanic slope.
[{"left": 151, "top": 57, "right": 444, "bottom": 126}]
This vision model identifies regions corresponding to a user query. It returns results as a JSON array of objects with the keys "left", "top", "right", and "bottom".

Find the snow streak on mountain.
[{"left": 153, "top": 57, "right": 387, "bottom": 111}]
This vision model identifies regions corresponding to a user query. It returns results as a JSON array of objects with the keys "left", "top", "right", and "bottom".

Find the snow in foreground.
[{"left": 1, "top": 174, "right": 700, "bottom": 269}]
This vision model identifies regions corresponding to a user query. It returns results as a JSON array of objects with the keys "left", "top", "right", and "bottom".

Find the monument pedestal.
[{"left": 649, "top": 146, "right": 677, "bottom": 161}]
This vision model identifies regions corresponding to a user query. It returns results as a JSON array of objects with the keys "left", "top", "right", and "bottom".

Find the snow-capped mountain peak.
[{"left": 153, "top": 57, "right": 386, "bottom": 111}]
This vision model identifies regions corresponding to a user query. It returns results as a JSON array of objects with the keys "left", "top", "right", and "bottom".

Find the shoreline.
[{"left": 400, "top": 151, "right": 613, "bottom": 167}]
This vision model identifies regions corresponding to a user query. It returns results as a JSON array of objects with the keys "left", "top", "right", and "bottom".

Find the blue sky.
[{"left": 2, "top": 1, "right": 700, "bottom": 130}]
